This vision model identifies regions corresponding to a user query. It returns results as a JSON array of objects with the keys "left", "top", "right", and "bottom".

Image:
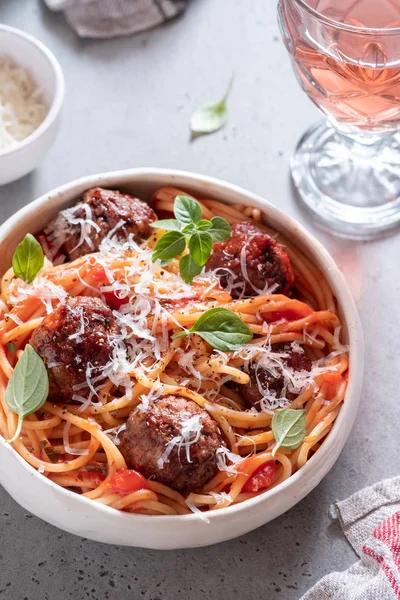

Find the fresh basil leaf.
[
  {"left": 159, "top": 259, "right": 173, "bottom": 267},
  {"left": 188, "top": 307, "right": 252, "bottom": 352},
  {"left": 171, "top": 330, "right": 188, "bottom": 340},
  {"left": 7, "top": 342, "right": 16, "bottom": 353},
  {"left": 150, "top": 219, "right": 181, "bottom": 232},
  {"left": 182, "top": 223, "right": 197, "bottom": 235},
  {"left": 196, "top": 220, "right": 213, "bottom": 231},
  {"left": 12, "top": 234, "right": 44, "bottom": 283},
  {"left": 151, "top": 231, "right": 186, "bottom": 263},
  {"left": 188, "top": 231, "right": 213, "bottom": 266},
  {"left": 271, "top": 409, "right": 306, "bottom": 456},
  {"left": 190, "top": 102, "right": 228, "bottom": 135},
  {"left": 5, "top": 344, "right": 49, "bottom": 443},
  {"left": 208, "top": 217, "right": 232, "bottom": 242},
  {"left": 179, "top": 253, "right": 203, "bottom": 284},
  {"left": 190, "top": 76, "right": 234, "bottom": 135},
  {"left": 174, "top": 196, "right": 202, "bottom": 225}
]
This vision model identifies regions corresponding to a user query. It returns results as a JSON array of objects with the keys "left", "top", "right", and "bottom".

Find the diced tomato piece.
[
  {"left": 321, "top": 371, "right": 342, "bottom": 385},
  {"left": 321, "top": 370, "right": 342, "bottom": 400},
  {"left": 106, "top": 469, "right": 147, "bottom": 495},
  {"left": 90, "top": 265, "right": 107, "bottom": 283},
  {"left": 263, "top": 308, "right": 311, "bottom": 323},
  {"left": 242, "top": 461, "right": 276, "bottom": 493},
  {"left": 102, "top": 291, "right": 129, "bottom": 310}
]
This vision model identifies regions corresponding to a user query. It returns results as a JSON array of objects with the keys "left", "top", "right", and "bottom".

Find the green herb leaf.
[
  {"left": 12, "top": 234, "right": 44, "bottom": 283},
  {"left": 150, "top": 194, "right": 232, "bottom": 284},
  {"left": 5, "top": 344, "right": 49, "bottom": 443},
  {"left": 7, "top": 342, "right": 16, "bottom": 353},
  {"left": 188, "top": 231, "right": 213, "bottom": 266},
  {"left": 159, "top": 259, "right": 173, "bottom": 267},
  {"left": 190, "top": 76, "right": 234, "bottom": 135},
  {"left": 182, "top": 223, "right": 197, "bottom": 235},
  {"left": 151, "top": 231, "right": 186, "bottom": 263},
  {"left": 271, "top": 409, "right": 307, "bottom": 456},
  {"left": 182, "top": 220, "right": 212, "bottom": 234},
  {"left": 179, "top": 254, "right": 203, "bottom": 284},
  {"left": 196, "top": 220, "right": 213, "bottom": 231},
  {"left": 150, "top": 219, "right": 181, "bottom": 232},
  {"left": 178, "top": 307, "right": 252, "bottom": 351},
  {"left": 171, "top": 330, "right": 188, "bottom": 340},
  {"left": 44, "top": 445, "right": 60, "bottom": 463},
  {"left": 208, "top": 217, "right": 232, "bottom": 242},
  {"left": 174, "top": 196, "right": 202, "bottom": 225}
]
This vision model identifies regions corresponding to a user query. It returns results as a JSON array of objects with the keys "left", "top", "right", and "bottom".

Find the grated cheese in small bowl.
[{"left": 0, "top": 54, "right": 48, "bottom": 152}]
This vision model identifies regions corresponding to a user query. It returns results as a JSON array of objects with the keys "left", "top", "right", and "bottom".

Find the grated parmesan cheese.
[
  {"left": 185, "top": 498, "right": 210, "bottom": 522},
  {"left": 103, "top": 422, "right": 127, "bottom": 446},
  {"left": 9, "top": 276, "right": 67, "bottom": 314},
  {"left": 209, "top": 491, "right": 233, "bottom": 506},
  {"left": 5, "top": 312, "right": 23, "bottom": 326},
  {"left": 216, "top": 447, "right": 245, "bottom": 474},
  {"left": 63, "top": 421, "right": 89, "bottom": 456},
  {"left": 0, "top": 55, "right": 47, "bottom": 151},
  {"left": 157, "top": 413, "right": 204, "bottom": 469}
]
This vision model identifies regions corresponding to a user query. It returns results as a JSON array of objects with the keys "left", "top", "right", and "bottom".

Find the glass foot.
[{"left": 291, "top": 121, "right": 400, "bottom": 239}]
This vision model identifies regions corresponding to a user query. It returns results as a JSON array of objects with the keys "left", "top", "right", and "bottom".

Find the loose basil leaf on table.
[
  {"left": 5, "top": 344, "right": 49, "bottom": 443},
  {"left": 151, "top": 231, "right": 186, "bottom": 263},
  {"left": 172, "top": 307, "right": 253, "bottom": 352},
  {"left": 271, "top": 409, "right": 307, "bottom": 456},
  {"left": 12, "top": 233, "right": 44, "bottom": 283},
  {"left": 190, "top": 76, "right": 234, "bottom": 136}
]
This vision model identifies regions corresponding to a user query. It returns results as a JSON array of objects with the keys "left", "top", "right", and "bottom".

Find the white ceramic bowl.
[
  {"left": 0, "top": 25, "right": 64, "bottom": 185},
  {"left": 0, "top": 169, "right": 363, "bottom": 548}
]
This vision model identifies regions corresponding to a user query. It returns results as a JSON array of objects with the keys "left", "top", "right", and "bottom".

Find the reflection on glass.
[{"left": 278, "top": 0, "right": 400, "bottom": 238}]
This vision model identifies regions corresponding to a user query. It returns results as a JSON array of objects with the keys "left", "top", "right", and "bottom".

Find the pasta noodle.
[{"left": 0, "top": 186, "right": 348, "bottom": 517}]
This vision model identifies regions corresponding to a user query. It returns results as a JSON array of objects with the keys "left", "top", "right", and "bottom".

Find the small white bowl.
[
  {"left": 0, "top": 169, "right": 364, "bottom": 548},
  {"left": 0, "top": 25, "right": 64, "bottom": 185}
]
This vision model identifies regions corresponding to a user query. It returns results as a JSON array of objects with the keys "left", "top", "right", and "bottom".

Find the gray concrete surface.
[{"left": 0, "top": 1, "right": 399, "bottom": 599}]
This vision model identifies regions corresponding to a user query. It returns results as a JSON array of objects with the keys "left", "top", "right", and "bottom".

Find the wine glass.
[{"left": 278, "top": 0, "right": 400, "bottom": 238}]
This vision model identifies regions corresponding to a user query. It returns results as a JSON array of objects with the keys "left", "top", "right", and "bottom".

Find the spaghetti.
[{"left": 0, "top": 186, "right": 348, "bottom": 517}]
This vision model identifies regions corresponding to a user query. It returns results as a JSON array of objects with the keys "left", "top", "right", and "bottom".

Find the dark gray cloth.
[{"left": 44, "top": 0, "right": 189, "bottom": 38}]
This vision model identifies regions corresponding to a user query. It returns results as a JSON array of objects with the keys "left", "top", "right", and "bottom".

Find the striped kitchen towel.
[
  {"left": 301, "top": 477, "right": 400, "bottom": 599},
  {"left": 44, "top": 0, "right": 190, "bottom": 38}
]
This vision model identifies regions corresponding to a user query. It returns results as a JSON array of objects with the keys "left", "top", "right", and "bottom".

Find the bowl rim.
[
  {"left": 0, "top": 168, "right": 364, "bottom": 526},
  {"left": 0, "top": 24, "right": 65, "bottom": 159}
]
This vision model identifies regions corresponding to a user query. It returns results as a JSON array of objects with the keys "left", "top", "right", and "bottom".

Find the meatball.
[
  {"left": 30, "top": 296, "right": 120, "bottom": 403},
  {"left": 50, "top": 187, "right": 158, "bottom": 261},
  {"left": 206, "top": 222, "right": 294, "bottom": 297},
  {"left": 239, "top": 344, "right": 312, "bottom": 409},
  {"left": 119, "top": 395, "right": 223, "bottom": 494}
]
